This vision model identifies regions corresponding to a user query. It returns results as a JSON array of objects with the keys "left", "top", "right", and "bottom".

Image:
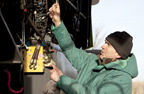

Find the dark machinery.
[{"left": 0, "top": 0, "right": 95, "bottom": 93}]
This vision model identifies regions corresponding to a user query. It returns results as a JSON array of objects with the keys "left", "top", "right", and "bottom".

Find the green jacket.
[{"left": 51, "top": 22, "right": 138, "bottom": 94}]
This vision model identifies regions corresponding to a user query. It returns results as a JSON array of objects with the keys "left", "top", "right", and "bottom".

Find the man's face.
[{"left": 100, "top": 40, "right": 121, "bottom": 59}]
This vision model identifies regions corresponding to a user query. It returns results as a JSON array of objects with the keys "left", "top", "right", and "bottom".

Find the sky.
[{"left": 91, "top": 0, "right": 144, "bottom": 81}]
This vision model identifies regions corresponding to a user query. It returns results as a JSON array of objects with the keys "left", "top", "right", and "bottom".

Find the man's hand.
[
  {"left": 49, "top": 64, "right": 63, "bottom": 82},
  {"left": 49, "top": 3, "right": 61, "bottom": 27}
]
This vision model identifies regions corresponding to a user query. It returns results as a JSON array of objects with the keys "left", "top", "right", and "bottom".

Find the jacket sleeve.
[
  {"left": 57, "top": 72, "right": 131, "bottom": 94},
  {"left": 57, "top": 75, "right": 97, "bottom": 94},
  {"left": 51, "top": 22, "right": 98, "bottom": 70}
]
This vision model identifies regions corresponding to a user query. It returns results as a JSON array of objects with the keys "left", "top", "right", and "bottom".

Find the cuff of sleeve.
[
  {"left": 51, "top": 22, "right": 64, "bottom": 31},
  {"left": 57, "top": 75, "right": 75, "bottom": 93}
]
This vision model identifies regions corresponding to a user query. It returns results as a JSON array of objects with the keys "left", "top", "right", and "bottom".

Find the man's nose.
[{"left": 101, "top": 44, "right": 105, "bottom": 49}]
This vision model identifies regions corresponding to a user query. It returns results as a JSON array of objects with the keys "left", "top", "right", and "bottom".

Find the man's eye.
[
  {"left": 105, "top": 41, "right": 108, "bottom": 44},
  {"left": 106, "top": 41, "right": 110, "bottom": 45}
]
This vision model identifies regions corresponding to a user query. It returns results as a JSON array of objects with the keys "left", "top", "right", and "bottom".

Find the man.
[{"left": 48, "top": 3, "right": 138, "bottom": 94}]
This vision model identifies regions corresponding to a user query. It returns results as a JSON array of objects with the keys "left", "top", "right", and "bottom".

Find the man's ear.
[
  {"left": 116, "top": 53, "right": 121, "bottom": 59},
  {"left": 116, "top": 55, "right": 121, "bottom": 58},
  {"left": 116, "top": 56, "right": 121, "bottom": 59}
]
